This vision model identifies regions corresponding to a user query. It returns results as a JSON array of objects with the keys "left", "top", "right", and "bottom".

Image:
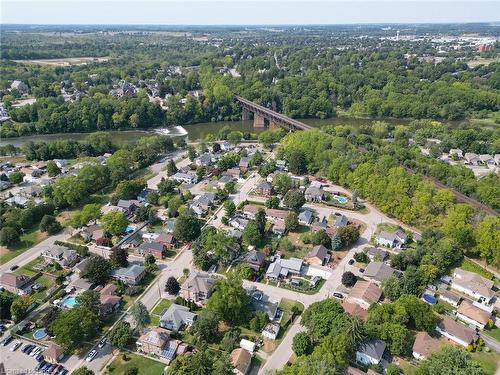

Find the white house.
[
  {"left": 451, "top": 268, "right": 494, "bottom": 303},
  {"left": 356, "top": 340, "right": 386, "bottom": 365},
  {"left": 456, "top": 301, "right": 491, "bottom": 329},
  {"left": 262, "top": 322, "right": 280, "bottom": 340},
  {"left": 436, "top": 316, "right": 478, "bottom": 347}
]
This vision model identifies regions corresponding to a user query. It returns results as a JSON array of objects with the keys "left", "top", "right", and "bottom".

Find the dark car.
[
  {"left": 332, "top": 292, "right": 344, "bottom": 299},
  {"left": 1, "top": 335, "right": 13, "bottom": 346},
  {"left": 359, "top": 268, "right": 365, "bottom": 273},
  {"left": 35, "top": 361, "right": 46, "bottom": 372},
  {"left": 9, "top": 265, "right": 18, "bottom": 271},
  {"left": 348, "top": 259, "right": 354, "bottom": 265}
]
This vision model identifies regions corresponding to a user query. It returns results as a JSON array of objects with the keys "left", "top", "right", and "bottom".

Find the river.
[{"left": 0, "top": 116, "right": 421, "bottom": 147}]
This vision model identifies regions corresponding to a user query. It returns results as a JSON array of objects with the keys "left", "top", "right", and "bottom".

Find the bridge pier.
[
  {"left": 242, "top": 108, "right": 251, "bottom": 121},
  {"left": 253, "top": 113, "right": 265, "bottom": 128},
  {"left": 270, "top": 120, "right": 279, "bottom": 129}
]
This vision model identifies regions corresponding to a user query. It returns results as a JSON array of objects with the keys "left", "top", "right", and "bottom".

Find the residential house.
[
  {"left": 239, "top": 157, "right": 249, "bottom": 173},
  {"left": 305, "top": 245, "right": 329, "bottom": 266},
  {"left": 356, "top": 339, "right": 386, "bottom": 365},
  {"left": 11, "top": 80, "right": 29, "bottom": 94},
  {"left": 136, "top": 327, "right": 170, "bottom": 356},
  {"left": 479, "top": 154, "right": 495, "bottom": 166},
  {"left": 180, "top": 273, "right": 215, "bottom": 305},
  {"left": 137, "top": 188, "right": 153, "bottom": 202},
  {"left": 225, "top": 168, "right": 242, "bottom": 179},
  {"left": 221, "top": 142, "right": 234, "bottom": 152},
  {"left": 304, "top": 186, "right": 325, "bottom": 202},
  {"left": 0, "top": 180, "right": 11, "bottom": 191},
  {"left": 276, "top": 160, "right": 287, "bottom": 171},
  {"left": 230, "top": 217, "right": 249, "bottom": 231},
  {"left": 117, "top": 199, "right": 140, "bottom": 216},
  {"left": 333, "top": 213, "right": 348, "bottom": 228},
  {"left": 101, "top": 204, "right": 126, "bottom": 216},
  {"left": 363, "top": 262, "right": 396, "bottom": 285},
  {"left": 342, "top": 302, "right": 368, "bottom": 321},
  {"left": 53, "top": 159, "right": 68, "bottom": 168},
  {"left": 73, "top": 258, "right": 91, "bottom": 275},
  {"left": 172, "top": 171, "right": 197, "bottom": 184},
  {"left": 111, "top": 264, "right": 146, "bottom": 285},
  {"left": 346, "top": 367, "right": 380, "bottom": 375},
  {"left": 412, "top": 331, "right": 440, "bottom": 360},
  {"left": 99, "top": 283, "right": 121, "bottom": 315},
  {"left": 464, "top": 153, "right": 480, "bottom": 165},
  {"left": 165, "top": 219, "right": 176, "bottom": 233},
  {"left": 271, "top": 220, "right": 286, "bottom": 236},
  {"left": 262, "top": 322, "right": 280, "bottom": 340},
  {"left": 138, "top": 242, "right": 165, "bottom": 259},
  {"left": 456, "top": 301, "right": 491, "bottom": 329},
  {"left": 160, "top": 303, "right": 197, "bottom": 331},
  {"left": 195, "top": 153, "right": 214, "bottom": 167},
  {"left": 91, "top": 229, "right": 109, "bottom": 246},
  {"left": 191, "top": 192, "right": 216, "bottom": 217},
  {"left": 266, "top": 257, "right": 303, "bottom": 279},
  {"left": 449, "top": 149, "right": 463, "bottom": 159},
  {"left": 41, "top": 245, "right": 78, "bottom": 267},
  {"left": 366, "top": 248, "right": 388, "bottom": 262},
  {"left": 436, "top": 316, "right": 478, "bottom": 347},
  {"left": 157, "top": 232, "right": 176, "bottom": 249},
  {"left": 437, "top": 287, "right": 461, "bottom": 307},
  {"left": 243, "top": 204, "right": 260, "bottom": 219},
  {"left": 347, "top": 281, "right": 382, "bottom": 309},
  {"left": 240, "top": 339, "right": 256, "bottom": 353},
  {"left": 266, "top": 208, "right": 288, "bottom": 222},
  {"left": 229, "top": 229, "right": 243, "bottom": 240},
  {"left": 298, "top": 210, "right": 314, "bottom": 225},
  {"left": 230, "top": 348, "right": 252, "bottom": 375},
  {"left": 451, "top": 268, "right": 494, "bottom": 303},
  {"left": 243, "top": 250, "right": 266, "bottom": 271},
  {"left": 0, "top": 273, "right": 31, "bottom": 294},
  {"left": 5, "top": 195, "right": 29, "bottom": 207},
  {"left": 255, "top": 181, "right": 273, "bottom": 197},
  {"left": 42, "top": 344, "right": 64, "bottom": 364},
  {"left": 217, "top": 175, "right": 234, "bottom": 189},
  {"left": 376, "top": 230, "right": 407, "bottom": 249}
]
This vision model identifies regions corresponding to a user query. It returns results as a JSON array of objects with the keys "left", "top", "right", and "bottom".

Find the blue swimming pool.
[
  {"left": 332, "top": 195, "right": 349, "bottom": 204},
  {"left": 61, "top": 295, "right": 78, "bottom": 308},
  {"left": 33, "top": 328, "right": 47, "bottom": 340},
  {"left": 125, "top": 225, "right": 135, "bottom": 234}
]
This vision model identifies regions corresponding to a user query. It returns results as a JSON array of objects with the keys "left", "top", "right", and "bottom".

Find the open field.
[
  {"left": 13, "top": 56, "right": 110, "bottom": 66},
  {"left": 0, "top": 227, "right": 48, "bottom": 264},
  {"left": 467, "top": 56, "right": 500, "bottom": 68},
  {"left": 105, "top": 352, "right": 166, "bottom": 375}
]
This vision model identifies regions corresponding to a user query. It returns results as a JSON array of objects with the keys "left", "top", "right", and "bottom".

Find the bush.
[
  {"left": 341, "top": 271, "right": 357, "bottom": 287},
  {"left": 354, "top": 252, "right": 369, "bottom": 263}
]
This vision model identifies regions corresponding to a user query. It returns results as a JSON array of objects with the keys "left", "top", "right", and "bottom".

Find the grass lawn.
[
  {"left": 484, "top": 326, "right": 500, "bottom": 342},
  {"left": 398, "top": 359, "right": 419, "bottom": 375},
  {"left": 460, "top": 258, "right": 495, "bottom": 281},
  {"left": 106, "top": 352, "right": 166, "bottom": 375},
  {"left": 376, "top": 222, "right": 399, "bottom": 232},
  {"left": 0, "top": 228, "right": 48, "bottom": 264},
  {"left": 151, "top": 299, "right": 172, "bottom": 315},
  {"left": 471, "top": 351, "right": 500, "bottom": 375}
]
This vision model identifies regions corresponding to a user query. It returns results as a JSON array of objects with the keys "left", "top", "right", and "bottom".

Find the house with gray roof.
[
  {"left": 41, "top": 245, "right": 78, "bottom": 267},
  {"left": 356, "top": 339, "right": 386, "bottom": 365},
  {"left": 243, "top": 250, "right": 266, "bottom": 271},
  {"left": 304, "top": 186, "right": 325, "bottom": 202},
  {"left": 376, "top": 230, "right": 407, "bottom": 249},
  {"left": 298, "top": 210, "right": 314, "bottom": 225},
  {"left": 333, "top": 213, "right": 348, "bottom": 228},
  {"left": 160, "top": 304, "right": 197, "bottom": 331},
  {"left": 266, "top": 257, "right": 303, "bottom": 279},
  {"left": 363, "top": 262, "right": 396, "bottom": 285},
  {"left": 111, "top": 264, "right": 146, "bottom": 285},
  {"left": 180, "top": 272, "right": 215, "bottom": 305}
]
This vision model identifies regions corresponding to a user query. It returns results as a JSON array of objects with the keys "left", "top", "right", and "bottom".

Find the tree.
[
  {"left": 207, "top": 273, "right": 250, "bottom": 324},
  {"left": 158, "top": 178, "right": 177, "bottom": 195},
  {"left": 130, "top": 302, "right": 150, "bottom": 330},
  {"left": 337, "top": 225, "right": 360, "bottom": 247},
  {"left": 165, "top": 276, "right": 180, "bottom": 295},
  {"left": 115, "top": 179, "right": 145, "bottom": 200},
  {"left": 265, "top": 196, "right": 280, "bottom": 209},
  {"left": 382, "top": 276, "right": 403, "bottom": 301},
  {"left": 8, "top": 171, "right": 24, "bottom": 184},
  {"left": 107, "top": 149, "right": 134, "bottom": 185},
  {"left": 272, "top": 172, "right": 292, "bottom": 195},
  {"left": 0, "top": 292, "right": 15, "bottom": 320},
  {"left": 223, "top": 200, "right": 236, "bottom": 218},
  {"left": 302, "top": 299, "right": 345, "bottom": 340},
  {"left": 396, "top": 295, "right": 438, "bottom": 332},
  {"left": 82, "top": 256, "right": 112, "bottom": 285},
  {"left": 101, "top": 211, "right": 128, "bottom": 236},
  {"left": 474, "top": 216, "right": 500, "bottom": 266},
  {"left": 227, "top": 131, "right": 242, "bottom": 144},
  {"left": 144, "top": 254, "right": 157, "bottom": 272},
  {"left": 50, "top": 307, "right": 100, "bottom": 351},
  {"left": 418, "top": 346, "right": 482, "bottom": 375},
  {"left": 284, "top": 190, "right": 305, "bottom": 210},
  {"left": 110, "top": 247, "right": 129, "bottom": 268},
  {"left": 331, "top": 234, "right": 343, "bottom": 250},
  {"left": 174, "top": 214, "right": 201, "bottom": 242},
  {"left": 255, "top": 209, "right": 266, "bottom": 234},
  {"left": 292, "top": 332, "right": 313, "bottom": 356},
  {"left": 341, "top": 271, "right": 357, "bottom": 287},
  {"left": 72, "top": 368, "right": 95, "bottom": 375},
  {"left": 243, "top": 221, "right": 261, "bottom": 246},
  {"left": 108, "top": 321, "right": 134, "bottom": 349},
  {"left": 47, "top": 160, "right": 61, "bottom": 177},
  {"left": 0, "top": 227, "right": 20, "bottom": 246},
  {"left": 71, "top": 203, "right": 102, "bottom": 228},
  {"left": 353, "top": 252, "right": 368, "bottom": 263},
  {"left": 39, "top": 215, "right": 62, "bottom": 235},
  {"left": 285, "top": 212, "right": 299, "bottom": 231},
  {"left": 310, "top": 230, "right": 331, "bottom": 248},
  {"left": 11, "top": 296, "right": 32, "bottom": 322},
  {"left": 220, "top": 327, "right": 241, "bottom": 352},
  {"left": 249, "top": 311, "right": 269, "bottom": 332},
  {"left": 288, "top": 149, "right": 307, "bottom": 175},
  {"left": 76, "top": 290, "right": 101, "bottom": 314},
  {"left": 167, "top": 160, "right": 178, "bottom": 176},
  {"left": 192, "top": 310, "right": 220, "bottom": 344}
]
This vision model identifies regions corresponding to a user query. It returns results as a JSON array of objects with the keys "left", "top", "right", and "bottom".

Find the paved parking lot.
[{"left": 0, "top": 338, "right": 40, "bottom": 373}]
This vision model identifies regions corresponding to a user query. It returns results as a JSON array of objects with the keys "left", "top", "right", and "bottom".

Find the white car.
[
  {"left": 10, "top": 341, "right": 21, "bottom": 351},
  {"left": 86, "top": 350, "right": 98, "bottom": 362},
  {"left": 30, "top": 347, "right": 40, "bottom": 357}
]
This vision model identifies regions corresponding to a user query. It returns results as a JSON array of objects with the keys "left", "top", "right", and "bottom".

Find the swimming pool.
[
  {"left": 125, "top": 225, "right": 135, "bottom": 234},
  {"left": 33, "top": 328, "right": 47, "bottom": 340},
  {"left": 61, "top": 295, "right": 78, "bottom": 308},
  {"left": 332, "top": 195, "right": 349, "bottom": 204}
]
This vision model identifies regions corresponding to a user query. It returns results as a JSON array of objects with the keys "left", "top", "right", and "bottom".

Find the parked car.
[
  {"left": 359, "top": 268, "right": 365, "bottom": 273},
  {"left": 35, "top": 361, "right": 47, "bottom": 371},
  {"left": 348, "top": 259, "right": 354, "bottom": 265},
  {"left": 86, "top": 349, "right": 98, "bottom": 362},
  {"left": 10, "top": 341, "right": 21, "bottom": 351},
  {"left": 9, "top": 265, "right": 18, "bottom": 271},
  {"left": 98, "top": 337, "right": 107, "bottom": 349},
  {"left": 1, "top": 335, "right": 13, "bottom": 346},
  {"left": 332, "top": 292, "right": 344, "bottom": 299}
]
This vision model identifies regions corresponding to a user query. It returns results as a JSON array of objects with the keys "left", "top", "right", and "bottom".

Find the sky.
[{"left": 1, "top": 0, "right": 499, "bottom": 25}]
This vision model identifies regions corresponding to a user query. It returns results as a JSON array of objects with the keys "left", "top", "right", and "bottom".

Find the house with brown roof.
[
  {"left": 456, "top": 301, "right": 491, "bottom": 329},
  {"left": 346, "top": 281, "right": 382, "bottom": 309},
  {"left": 136, "top": 327, "right": 170, "bottom": 356},
  {"left": 138, "top": 241, "right": 165, "bottom": 259},
  {"left": 346, "top": 367, "right": 380, "bottom": 375},
  {"left": 0, "top": 272, "right": 31, "bottom": 294},
  {"left": 255, "top": 181, "right": 273, "bottom": 197},
  {"left": 157, "top": 232, "right": 176, "bottom": 249},
  {"left": 342, "top": 302, "right": 369, "bottom": 321},
  {"left": 180, "top": 273, "right": 215, "bottom": 305},
  {"left": 230, "top": 348, "right": 252, "bottom": 375},
  {"left": 305, "top": 245, "right": 330, "bottom": 266},
  {"left": 42, "top": 344, "right": 64, "bottom": 364},
  {"left": 436, "top": 316, "right": 478, "bottom": 347},
  {"left": 412, "top": 331, "right": 440, "bottom": 360},
  {"left": 451, "top": 268, "right": 495, "bottom": 303},
  {"left": 99, "top": 283, "right": 121, "bottom": 315}
]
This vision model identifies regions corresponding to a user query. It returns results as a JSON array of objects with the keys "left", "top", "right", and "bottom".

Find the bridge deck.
[{"left": 235, "top": 96, "right": 312, "bottom": 130}]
